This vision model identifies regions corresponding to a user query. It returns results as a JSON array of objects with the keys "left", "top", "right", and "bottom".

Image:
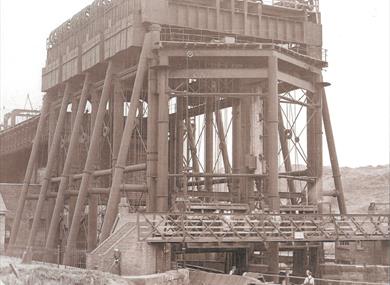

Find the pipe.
[
  {"left": 99, "top": 31, "right": 153, "bottom": 243},
  {"left": 322, "top": 91, "right": 347, "bottom": 214},
  {"left": 44, "top": 74, "right": 91, "bottom": 260},
  {"left": 63, "top": 61, "right": 115, "bottom": 266},
  {"left": 23, "top": 83, "right": 72, "bottom": 261},
  {"left": 7, "top": 95, "right": 50, "bottom": 248}
]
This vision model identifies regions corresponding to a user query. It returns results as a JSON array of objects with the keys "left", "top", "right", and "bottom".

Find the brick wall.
[
  {"left": 336, "top": 241, "right": 390, "bottom": 265},
  {"left": 0, "top": 183, "right": 48, "bottom": 252},
  {"left": 321, "top": 263, "right": 390, "bottom": 284}
]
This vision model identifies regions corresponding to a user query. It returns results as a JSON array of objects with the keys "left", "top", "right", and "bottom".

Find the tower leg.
[
  {"left": 322, "top": 91, "right": 347, "bottom": 214},
  {"left": 307, "top": 77, "right": 323, "bottom": 207},
  {"left": 24, "top": 83, "right": 72, "bottom": 261},
  {"left": 100, "top": 31, "right": 154, "bottom": 242},
  {"left": 205, "top": 98, "right": 214, "bottom": 193},
  {"left": 45, "top": 74, "right": 91, "bottom": 260},
  {"left": 156, "top": 67, "right": 169, "bottom": 211},
  {"left": 264, "top": 56, "right": 280, "bottom": 282},
  {"left": 88, "top": 86, "right": 101, "bottom": 252},
  {"left": 147, "top": 67, "right": 158, "bottom": 212},
  {"left": 7, "top": 95, "right": 50, "bottom": 249},
  {"left": 63, "top": 62, "right": 115, "bottom": 266}
]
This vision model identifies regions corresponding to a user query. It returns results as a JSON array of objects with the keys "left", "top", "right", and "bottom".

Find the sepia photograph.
[{"left": 0, "top": 0, "right": 388, "bottom": 284}]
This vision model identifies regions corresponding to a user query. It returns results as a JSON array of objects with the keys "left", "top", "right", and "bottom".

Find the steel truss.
[{"left": 138, "top": 213, "right": 390, "bottom": 243}]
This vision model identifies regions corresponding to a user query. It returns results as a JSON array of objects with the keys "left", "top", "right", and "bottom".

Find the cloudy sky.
[{"left": 0, "top": 0, "right": 389, "bottom": 167}]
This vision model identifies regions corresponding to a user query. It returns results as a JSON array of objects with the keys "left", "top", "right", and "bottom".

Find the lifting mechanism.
[{"left": 1, "top": 0, "right": 388, "bottom": 279}]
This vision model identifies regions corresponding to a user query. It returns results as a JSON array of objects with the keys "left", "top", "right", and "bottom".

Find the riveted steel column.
[
  {"left": 8, "top": 95, "right": 50, "bottom": 248},
  {"left": 265, "top": 55, "right": 280, "bottom": 282},
  {"left": 44, "top": 74, "right": 91, "bottom": 260},
  {"left": 147, "top": 67, "right": 158, "bottom": 212},
  {"left": 232, "top": 99, "right": 242, "bottom": 202},
  {"left": 175, "top": 97, "right": 185, "bottom": 191},
  {"left": 23, "top": 83, "right": 72, "bottom": 260},
  {"left": 156, "top": 67, "right": 169, "bottom": 212},
  {"left": 205, "top": 98, "right": 214, "bottom": 192},
  {"left": 63, "top": 62, "right": 114, "bottom": 265},
  {"left": 112, "top": 79, "right": 124, "bottom": 166},
  {"left": 68, "top": 95, "right": 79, "bottom": 236},
  {"left": 100, "top": 31, "right": 153, "bottom": 242},
  {"left": 322, "top": 91, "right": 347, "bottom": 214},
  {"left": 87, "top": 85, "right": 100, "bottom": 252},
  {"left": 307, "top": 78, "right": 323, "bottom": 206}
]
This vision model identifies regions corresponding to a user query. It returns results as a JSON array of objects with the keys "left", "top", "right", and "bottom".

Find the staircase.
[{"left": 87, "top": 222, "right": 137, "bottom": 271}]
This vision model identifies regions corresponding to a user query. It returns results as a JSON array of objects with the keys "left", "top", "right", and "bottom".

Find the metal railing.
[{"left": 137, "top": 213, "right": 390, "bottom": 243}]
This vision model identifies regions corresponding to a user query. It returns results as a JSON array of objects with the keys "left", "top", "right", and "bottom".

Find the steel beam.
[
  {"left": 322, "top": 91, "right": 347, "bottom": 214},
  {"left": 7, "top": 95, "right": 50, "bottom": 248},
  {"left": 62, "top": 61, "right": 115, "bottom": 266},
  {"left": 100, "top": 30, "right": 154, "bottom": 243},
  {"left": 23, "top": 83, "right": 72, "bottom": 261}
]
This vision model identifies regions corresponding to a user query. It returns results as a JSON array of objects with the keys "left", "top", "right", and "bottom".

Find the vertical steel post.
[
  {"left": 24, "top": 83, "right": 72, "bottom": 260},
  {"left": 156, "top": 67, "right": 169, "bottom": 211},
  {"left": 63, "top": 62, "right": 114, "bottom": 265},
  {"left": 232, "top": 99, "right": 242, "bottom": 202},
  {"left": 205, "top": 98, "right": 214, "bottom": 192},
  {"left": 147, "top": 67, "right": 158, "bottom": 212},
  {"left": 100, "top": 31, "right": 153, "bottom": 242},
  {"left": 322, "top": 91, "right": 347, "bottom": 214},
  {"left": 278, "top": 104, "right": 297, "bottom": 204},
  {"left": 44, "top": 74, "right": 91, "bottom": 259},
  {"left": 7, "top": 95, "right": 50, "bottom": 248},
  {"left": 240, "top": 98, "right": 251, "bottom": 203},
  {"left": 265, "top": 55, "right": 280, "bottom": 281}
]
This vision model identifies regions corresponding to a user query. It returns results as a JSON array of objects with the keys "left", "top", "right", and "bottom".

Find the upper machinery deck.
[{"left": 42, "top": 0, "right": 323, "bottom": 91}]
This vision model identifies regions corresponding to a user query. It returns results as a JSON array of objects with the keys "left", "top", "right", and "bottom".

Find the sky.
[{"left": 0, "top": 0, "right": 389, "bottom": 167}]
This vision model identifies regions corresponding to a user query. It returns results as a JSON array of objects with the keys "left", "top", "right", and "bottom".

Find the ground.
[{"left": 0, "top": 256, "right": 131, "bottom": 285}]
